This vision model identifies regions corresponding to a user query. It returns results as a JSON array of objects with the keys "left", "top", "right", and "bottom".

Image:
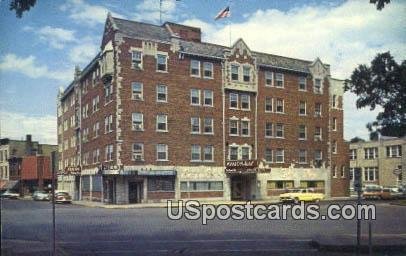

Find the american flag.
[{"left": 214, "top": 6, "right": 230, "bottom": 20}]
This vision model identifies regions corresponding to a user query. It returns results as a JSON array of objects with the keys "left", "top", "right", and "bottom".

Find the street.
[{"left": 1, "top": 199, "right": 406, "bottom": 255}]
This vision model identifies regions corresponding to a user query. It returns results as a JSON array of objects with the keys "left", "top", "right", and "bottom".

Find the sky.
[{"left": 0, "top": 0, "right": 405, "bottom": 144}]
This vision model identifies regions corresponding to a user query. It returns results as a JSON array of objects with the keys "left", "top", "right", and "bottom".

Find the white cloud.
[
  {"left": 0, "top": 111, "right": 57, "bottom": 145},
  {"left": 182, "top": 0, "right": 405, "bottom": 140},
  {"left": 134, "top": 0, "right": 177, "bottom": 24},
  {"left": 68, "top": 36, "right": 99, "bottom": 65},
  {"left": 60, "top": 0, "right": 125, "bottom": 26},
  {"left": 24, "top": 25, "right": 76, "bottom": 49},
  {"left": 0, "top": 54, "right": 72, "bottom": 82}
]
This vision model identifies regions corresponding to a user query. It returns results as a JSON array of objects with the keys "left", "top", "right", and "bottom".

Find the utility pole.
[{"left": 51, "top": 151, "right": 57, "bottom": 256}]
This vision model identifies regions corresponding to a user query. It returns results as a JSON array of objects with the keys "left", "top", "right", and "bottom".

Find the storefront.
[{"left": 225, "top": 160, "right": 262, "bottom": 201}]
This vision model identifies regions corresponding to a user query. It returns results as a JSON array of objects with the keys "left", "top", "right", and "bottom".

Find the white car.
[{"left": 1, "top": 190, "right": 20, "bottom": 199}]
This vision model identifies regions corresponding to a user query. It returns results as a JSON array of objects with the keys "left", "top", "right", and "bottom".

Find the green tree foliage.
[
  {"left": 350, "top": 137, "right": 366, "bottom": 143},
  {"left": 370, "top": 0, "right": 391, "bottom": 10},
  {"left": 345, "top": 52, "right": 406, "bottom": 138},
  {"left": 9, "top": 0, "right": 36, "bottom": 18}
]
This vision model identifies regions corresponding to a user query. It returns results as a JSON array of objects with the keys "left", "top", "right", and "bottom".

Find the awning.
[
  {"left": 0, "top": 180, "right": 19, "bottom": 190},
  {"left": 137, "top": 170, "right": 177, "bottom": 176}
]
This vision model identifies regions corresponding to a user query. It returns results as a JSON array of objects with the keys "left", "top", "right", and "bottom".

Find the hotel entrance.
[{"left": 230, "top": 174, "right": 256, "bottom": 201}]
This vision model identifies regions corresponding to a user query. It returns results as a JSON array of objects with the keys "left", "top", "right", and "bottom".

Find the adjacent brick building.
[{"left": 57, "top": 14, "right": 349, "bottom": 204}]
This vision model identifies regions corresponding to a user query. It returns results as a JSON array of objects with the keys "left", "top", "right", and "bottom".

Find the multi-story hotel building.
[
  {"left": 57, "top": 14, "right": 349, "bottom": 204},
  {"left": 349, "top": 136, "right": 405, "bottom": 189}
]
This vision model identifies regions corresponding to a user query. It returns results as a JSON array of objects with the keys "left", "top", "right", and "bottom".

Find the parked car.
[
  {"left": 381, "top": 187, "right": 403, "bottom": 200},
  {"left": 1, "top": 190, "right": 20, "bottom": 199},
  {"left": 51, "top": 191, "right": 72, "bottom": 204},
  {"left": 32, "top": 191, "right": 50, "bottom": 201},
  {"left": 279, "top": 188, "right": 324, "bottom": 203},
  {"left": 362, "top": 185, "right": 383, "bottom": 199}
]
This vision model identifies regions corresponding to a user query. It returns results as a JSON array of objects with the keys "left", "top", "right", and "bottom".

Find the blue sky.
[{"left": 0, "top": 0, "right": 405, "bottom": 144}]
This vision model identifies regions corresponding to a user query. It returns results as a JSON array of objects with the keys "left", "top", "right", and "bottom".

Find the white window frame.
[
  {"left": 315, "top": 103, "right": 322, "bottom": 117},
  {"left": 191, "top": 144, "right": 201, "bottom": 161},
  {"left": 265, "top": 71, "right": 273, "bottom": 87},
  {"left": 229, "top": 146, "right": 239, "bottom": 160},
  {"left": 132, "top": 113, "right": 144, "bottom": 131},
  {"left": 190, "top": 59, "right": 200, "bottom": 77},
  {"left": 275, "top": 73, "right": 284, "bottom": 88},
  {"left": 156, "top": 114, "right": 168, "bottom": 132},
  {"left": 241, "top": 120, "right": 250, "bottom": 137},
  {"left": 332, "top": 141, "right": 337, "bottom": 154},
  {"left": 314, "top": 78, "right": 323, "bottom": 94},
  {"left": 275, "top": 98, "right": 284, "bottom": 113},
  {"left": 298, "top": 125, "right": 307, "bottom": 140},
  {"left": 314, "top": 127, "right": 322, "bottom": 141},
  {"left": 299, "top": 149, "right": 307, "bottom": 164},
  {"left": 332, "top": 117, "right": 337, "bottom": 131},
  {"left": 190, "top": 89, "right": 200, "bottom": 106},
  {"left": 349, "top": 149, "right": 357, "bottom": 160},
  {"left": 275, "top": 149, "right": 285, "bottom": 163},
  {"left": 265, "top": 122, "right": 273, "bottom": 138},
  {"left": 243, "top": 66, "right": 251, "bottom": 82},
  {"left": 241, "top": 94, "right": 250, "bottom": 110},
  {"left": 156, "top": 54, "right": 168, "bottom": 72},
  {"left": 191, "top": 117, "right": 200, "bottom": 134},
  {"left": 132, "top": 82, "right": 143, "bottom": 100},
  {"left": 231, "top": 64, "right": 239, "bottom": 81},
  {"left": 275, "top": 123, "right": 284, "bottom": 138},
  {"left": 299, "top": 76, "right": 307, "bottom": 91},
  {"left": 265, "top": 97, "right": 273, "bottom": 112},
  {"left": 299, "top": 101, "right": 307, "bottom": 116},
  {"left": 131, "top": 50, "right": 142, "bottom": 69},
  {"left": 265, "top": 148, "right": 273, "bottom": 163},
  {"left": 203, "top": 117, "right": 214, "bottom": 134},
  {"left": 241, "top": 146, "right": 251, "bottom": 160},
  {"left": 157, "top": 84, "right": 167, "bottom": 103},
  {"left": 203, "top": 90, "right": 213, "bottom": 107},
  {"left": 203, "top": 145, "right": 214, "bottom": 162},
  {"left": 229, "top": 119, "right": 239, "bottom": 136},
  {"left": 229, "top": 93, "right": 238, "bottom": 109},
  {"left": 203, "top": 62, "right": 213, "bottom": 79},
  {"left": 132, "top": 143, "right": 144, "bottom": 161},
  {"left": 156, "top": 144, "right": 168, "bottom": 161}
]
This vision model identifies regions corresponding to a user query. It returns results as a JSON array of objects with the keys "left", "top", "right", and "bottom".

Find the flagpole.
[{"left": 229, "top": 0, "right": 232, "bottom": 47}]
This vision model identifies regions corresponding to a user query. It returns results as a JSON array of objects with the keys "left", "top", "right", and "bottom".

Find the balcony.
[{"left": 100, "top": 49, "right": 113, "bottom": 79}]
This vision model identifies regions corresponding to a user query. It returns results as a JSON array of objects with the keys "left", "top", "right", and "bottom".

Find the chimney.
[{"left": 25, "top": 134, "right": 33, "bottom": 156}]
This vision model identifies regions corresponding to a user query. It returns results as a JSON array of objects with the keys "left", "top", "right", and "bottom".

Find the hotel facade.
[{"left": 57, "top": 14, "right": 349, "bottom": 204}]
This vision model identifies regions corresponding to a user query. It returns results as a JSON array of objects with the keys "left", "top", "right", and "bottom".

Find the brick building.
[{"left": 57, "top": 14, "right": 349, "bottom": 204}]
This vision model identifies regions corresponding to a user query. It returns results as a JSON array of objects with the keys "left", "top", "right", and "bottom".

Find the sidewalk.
[
  {"left": 311, "top": 234, "right": 406, "bottom": 253},
  {"left": 72, "top": 196, "right": 355, "bottom": 209}
]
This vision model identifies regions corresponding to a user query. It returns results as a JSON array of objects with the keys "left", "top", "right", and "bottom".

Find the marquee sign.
[
  {"left": 61, "top": 166, "right": 81, "bottom": 175},
  {"left": 225, "top": 160, "right": 258, "bottom": 169}
]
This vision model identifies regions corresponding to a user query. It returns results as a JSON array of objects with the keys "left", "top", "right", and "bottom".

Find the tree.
[
  {"left": 345, "top": 52, "right": 406, "bottom": 138},
  {"left": 9, "top": 0, "right": 36, "bottom": 18},
  {"left": 350, "top": 137, "right": 365, "bottom": 143},
  {"left": 370, "top": 0, "right": 391, "bottom": 10}
]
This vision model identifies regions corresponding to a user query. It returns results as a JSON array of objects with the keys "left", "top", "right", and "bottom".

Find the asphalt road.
[{"left": 1, "top": 199, "right": 406, "bottom": 255}]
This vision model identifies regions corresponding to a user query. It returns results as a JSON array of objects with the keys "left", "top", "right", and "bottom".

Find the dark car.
[
  {"left": 52, "top": 191, "right": 72, "bottom": 204},
  {"left": 32, "top": 191, "right": 50, "bottom": 201}
]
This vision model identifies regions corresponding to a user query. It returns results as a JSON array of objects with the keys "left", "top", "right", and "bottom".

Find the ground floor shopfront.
[{"left": 58, "top": 164, "right": 332, "bottom": 204}]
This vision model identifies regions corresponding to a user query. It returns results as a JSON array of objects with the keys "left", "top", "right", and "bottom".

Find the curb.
[{"left": 310, "top": 240, "right": 406, "bottom": 253}]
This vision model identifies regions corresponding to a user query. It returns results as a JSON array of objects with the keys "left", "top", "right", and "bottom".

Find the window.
[
  {"left": 93, "top": 122, "right": 100, "bottom": 138},
  {"left": 204, "top": 145, "right": 214, "bottom": 161},
  {"left": 229, "top": 119, "right": 238, "bottom": 135},
  {"left": 314, "top": 127, "right": 322, "bottom": 141},
  {"left": 332, "top": 117, "right": 337, "bottom": 131},
  {"left": 314, "top": 150, "right": 322, "bottom": 167},
  {"left": 243, "top": 66, "right": 251, "bottom": 82},
  {"left": 190, "top": 89, "right": 200, "bottom": 105},
  {"left": 314, "top": 78, "right": 322, "bottom": 94},
  {"left": 203, "top": 62, "right": 213, "bottom": 78},
  {"left": 156, "top": 54, "right": 167, "bottom": 71},
  {"left": 332, "top": 95, "right": 337, "bottom": 108},
  {"left": 275, "top": 73, "right": 284, "bottom": 87},
  {"left": 315, "top": 103, "right": 322, "bottom": 117},
  {"left": 156, "top": 114, "right": 168, "bottom": 132},
  {"left": 191, "top": 145, "right": 201, "bottom": 161},
  {"left": 229, "top": 146, "right": 238, "bottom": 160},
  {"left": 349, "top": 168, "right": 355, "bottom": 181},
  {"left": 191, "top": 117, "right": 200, "bottom": 134},
  {"left": 132, "top": 113, "right": 143, "bottom": 131},
  {"left": 148, "top": 177, "right": 175, "bottom": 191},
  {"left": 105, "top": 82, "right": 113, "bottom": 103},
  {"left": 104, "top": 115, "right": 113, "bottom": 133},
  {"left": 82, "top": 104, "right": 89, "bottom": 119},
  {"left": 387, "top": 145, "right": 402, "bottom": 158},
  {"left": 299, "top": 101, "right": 306, "bottom": 115},
  {"left": 131, "top": 50, "right": 142, "bottom": 69},
  {"left": 132, "top": 82, "right": 143, "bottom": 100},
  {"left": 299, "top": 76, "right": 307, "bottom": 90},
  {"left": 241, "top": 94, "right": 250, "bottom": 110},
  {"left": 190, "top": 60, "right": 200, "bottom": 76},
  {"left": 132, "top": 143, "right": 144, "bottom": 161},
  {"left": 180, "top": 181, "right": 223, "bottom": 191},
  {"left": 364, "top": 147, "right": 378, "bottom": 159},
  {"left": 92, "top": 96, "right": 99, "bottom": 112},
  {"left": 157, "top": 85, "right": 167, "bottom": 102},
  {"left": 276, "top": 98, "right": 284, "bottom": 113},
  {"left": 265, "top": 122, "right": 273, "bottom": 137},
  {"left": 203, "top": 90, "right": 213, "bottom": 106},
  {"left": 265, "top": 71, "right": 273, "bottom": 86},
  {"left": 241, "top": 120, "right": 250, "bottom": 136},
  {"left": 275, "top": 149, "right": 284, "bottom": 163},
  {"left": 230, "top": 93, "right": 238, "bottom": 108},
  {"left": 231, "top": 64, "right": 239, "bottom": 81},
  {"left": 349, "top": 149, "right": 357, "bottom": 160},
  {"left": 93, "top": 149, "right": 100, "bottom": 163},
  {"left": 332, "top": 165, "right": 337, "bottom": 178},
  {"left": 332, "top": 140, "right": 337, "bottom": 154},
  {"left": 341, "top": 166, "right": 345, "bottom": 178},
  {"left": 105, "top": 144, "right": 114, "bottom": 161},
  {"left": 275, "top": 123, "right": 284, "bottom": 138},
  {"left": 156, "top": 144, "right": 168, "bottom": 161},
  {"left": 364, "top": 167, "right": 378, "bottom": 181},
  {"left": 299, "top": 149, "right": 307, "bottom": 163},
  {"left": 265, "top": 97, "right": 273, "bottom": 112},
  {"left": 298, "top": 125, "right": 307, "bottom": 140},
  {"left": 203, "top": 118, "right": 213, "bottom": 134},
  {"left": 265, "top": 148, "right": 273, "bottom": 162},
  {"left": 241, "top": 147, "right": 250, "bottom": 160}
]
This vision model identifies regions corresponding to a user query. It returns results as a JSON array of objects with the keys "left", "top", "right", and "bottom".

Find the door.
[
  {"left": 128, "top": 182, "right": 143, "bottom": 204},
  {"left": 231, "top": 176, "right": 243, "bottom": 200}
]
